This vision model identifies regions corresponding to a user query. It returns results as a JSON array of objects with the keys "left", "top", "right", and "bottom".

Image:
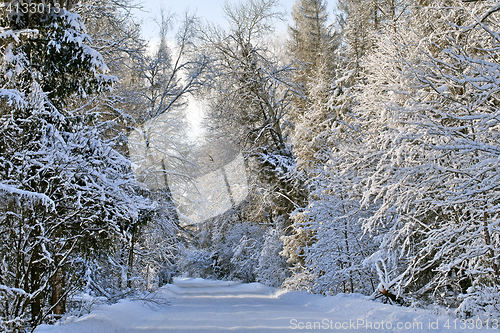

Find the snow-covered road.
[
  {"left": 36, "top": 278, "right": 489, "bottom": 332},
  {"left": 147, "top": 279, "right": 330, "bottom": 332}
]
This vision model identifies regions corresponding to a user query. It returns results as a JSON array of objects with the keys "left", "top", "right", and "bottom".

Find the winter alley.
[{"left": 35, "top": 278, "right": 488, "bottom": 333}]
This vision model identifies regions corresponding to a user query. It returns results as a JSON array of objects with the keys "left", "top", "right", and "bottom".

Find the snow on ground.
[{"left": 35, "top": 278, "right": 493, "bottom": 332}]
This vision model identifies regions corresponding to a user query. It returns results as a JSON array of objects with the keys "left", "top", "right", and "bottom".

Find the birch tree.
[{"left": 200, "top": 0, "right": 307, "bottom": 228}]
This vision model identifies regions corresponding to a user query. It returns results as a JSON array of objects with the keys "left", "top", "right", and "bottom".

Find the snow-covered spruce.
[{"left": 0, "top": 6, "right": 151, "bottom": 331}]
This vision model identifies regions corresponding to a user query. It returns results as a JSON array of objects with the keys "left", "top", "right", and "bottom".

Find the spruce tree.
[
  {"left": 288, "top": 0, "right": 335, "bottom": 120},
  {"left": 0, "top": 3, "right": 150, "bottom": 330},
  {"left": 289, "top": 0, "right": 333, "bottom": 92}
]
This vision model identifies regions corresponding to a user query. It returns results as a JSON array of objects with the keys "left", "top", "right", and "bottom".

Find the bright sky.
[
  {"left": 133, "top": 0, "right": 337, "bottom": 42},
  {"left": 130, "top": 0, "right": 337, "bottom": 143}
]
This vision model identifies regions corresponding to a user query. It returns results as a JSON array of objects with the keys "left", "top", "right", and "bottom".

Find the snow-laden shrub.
[
  {"left": 0, "top": 287, "right": 29, "bottom": 333},
  {"left": 282, "top": 264, "right": 315, "bottom": 293},
  {"left": 177, "top": 247, "right": 220, "bottom": 279},
  {"left": 230, "top": 235, "right": 262, "bottom": 282},
  {"left": 255, "top": 227, "right": 287, "bottom": 287},
  {"left": 218, "top": 221, "right": 264, "bottom": 282},
  {"left": 158, "top": 264, "right": 177, "bottom": 287},
  {"left": 61, "top": 292, "right": 108, "bottom": 325},
  {"left": 282, "top": 186, "right": 379, "bottom": 295},
  {"left": 457, "top": 285, "right": 500, "bottom": 320},
  {"left": 194, "top": 212, "right": 266, "bottom": 282}
]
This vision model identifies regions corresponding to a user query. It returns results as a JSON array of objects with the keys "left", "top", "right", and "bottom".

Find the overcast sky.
[{"left": 132, "top": 0, "right": 336, "bottom": 42}]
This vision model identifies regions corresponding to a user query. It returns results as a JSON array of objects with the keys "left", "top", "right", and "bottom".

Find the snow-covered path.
[
  {"left": 146, "top": 279, "right": 335, "bottom": 332},
  {"left": 36, "top": 278, "right": 489, "bottom": 333}
]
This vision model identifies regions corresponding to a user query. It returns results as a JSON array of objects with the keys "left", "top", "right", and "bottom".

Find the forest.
[{"left": 0, "top": 0, "right": 499, "bottom": 331}]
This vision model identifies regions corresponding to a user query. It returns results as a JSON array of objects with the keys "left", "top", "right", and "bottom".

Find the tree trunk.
[
  {"left": 483, "top": 212, "right": 499, "bottom": 280},
  {"left": 30, "top": 259, "right": 41, "bottom": 326},
  {"left": 30, "top": 223, "right": 42, "bottom": 326},
  {"left": 50, "top": 267, "right": 65, "bottom": 316},
  {"left": 127, "top": 233, "right": 135, "bottom": 289}
]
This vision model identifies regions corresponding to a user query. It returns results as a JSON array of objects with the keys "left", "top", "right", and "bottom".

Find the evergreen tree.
[
  {"left": 0, "top": 4, "right": 150, "bottom": 330},
  {"left": 283, "top": 0, "right": 412, "bottom": 296},
  {"left": 288, "top": 0, "right": 334, "bottom": 101}
]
